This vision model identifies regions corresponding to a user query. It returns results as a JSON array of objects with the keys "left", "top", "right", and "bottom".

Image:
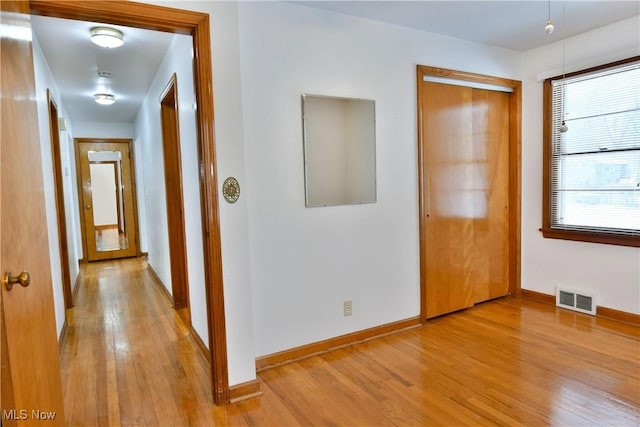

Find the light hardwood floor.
[{"left": 61, "top": 258, "right": 640, "bottom": 426}]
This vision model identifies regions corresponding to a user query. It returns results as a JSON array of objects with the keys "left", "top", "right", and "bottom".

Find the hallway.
[
  {"left": 60, "top": 258, "right": 217, "bottom": 425},
  {"left": 60, "top": 258, "right": 640, "bottom": 426}
]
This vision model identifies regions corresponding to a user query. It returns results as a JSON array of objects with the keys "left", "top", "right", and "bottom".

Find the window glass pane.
[
  {"left": 565, "top": 68, "right": 640, "bottom": 119},
  {"left": 562, "top": 109, "right": 639, "bottom": 153},
  {"left": 553, "top": 66, "right": 640, "bottom": 153},
  {"left": 556, "top": 151, "right": 639, "bottom": 190},
  {"left": 555, "top": 190, "right": 639, "bottom": 231}
]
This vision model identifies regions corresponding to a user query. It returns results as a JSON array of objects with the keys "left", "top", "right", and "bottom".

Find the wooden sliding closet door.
[{"left": 420, "top": 80, "right": 510, "bottom": 318}]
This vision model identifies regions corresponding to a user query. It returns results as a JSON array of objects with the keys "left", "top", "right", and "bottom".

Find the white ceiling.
[
  {"left": 31, "top": 1, "right": 639, "bottom": 124},
  {"left": 31, "top": 15, "right": 176, "bottom": 123},
  {"left": 292, "top": 1, "right": 640, "bottom": 51}
]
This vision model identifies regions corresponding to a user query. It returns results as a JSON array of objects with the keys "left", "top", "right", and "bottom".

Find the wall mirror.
[
  {"left": 302, "top": 94, "right": 377, "bottom": 207},
  {"left": 87, "top": 150, "right": 128, "bottom": 252}
]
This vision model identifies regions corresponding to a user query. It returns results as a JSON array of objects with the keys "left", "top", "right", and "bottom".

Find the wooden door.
[
  {"left": 419, "top": 77, "right": 511, "bottom": 318},
  {"left": 76, "top": 139, "right": 139, "bottom": 261},
  {"left": 0, "top": 1, "right": 65, "bottom": 424}
]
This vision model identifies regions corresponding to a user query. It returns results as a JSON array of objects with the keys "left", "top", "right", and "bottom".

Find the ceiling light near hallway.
[
  {"left": 94, "top": 93, "right": 115, "bottom": 105},
  {"left": 90, "top": 27, "right": 124, "bottom": 48}
]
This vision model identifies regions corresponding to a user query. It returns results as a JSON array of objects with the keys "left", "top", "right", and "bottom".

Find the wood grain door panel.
[
  {"left": 0, "top": 1, "right": 65, "bottom": 423},
  {"left": 421, "top": 81, "right": 510, "bottom": 318}
]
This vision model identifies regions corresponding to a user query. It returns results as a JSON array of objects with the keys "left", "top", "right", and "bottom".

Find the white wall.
[
  {"left": 521, "top": 16, "right": 640, "bottom": 314},
  {"left": 134, "top": 38, "right": 180, "bottom": 295},
  {"left": 73, "top": 121, "right": 134, "bottom": 139},
  {"left": 133, "top": 32, "right": 209, "bottom": 378},
  {"left": 139, "top": 0, "right": 256, "bottom": 386},
  {"left": 32, "top": 37, "right": 81, "bottom": 337},
  {"left": 237, "top": 1, "right": 523, "bottom": 356}
]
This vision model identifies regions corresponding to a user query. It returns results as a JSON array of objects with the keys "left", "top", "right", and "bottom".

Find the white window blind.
[{"left": 550, "top": 60, "right": 640, "bottom": 236}]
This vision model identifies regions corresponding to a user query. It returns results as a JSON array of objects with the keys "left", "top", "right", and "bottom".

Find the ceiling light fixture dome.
[
  {"left": 90, "top": 27, "right": 124, "bottom": 48},
  {"left": 94, "top": 93, "right": 116, "bottom": 105}
]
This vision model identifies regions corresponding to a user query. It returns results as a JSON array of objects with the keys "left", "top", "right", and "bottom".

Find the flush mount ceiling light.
[
  {"left": 90, "top": 27, "right": 124, "bottom": 48},
  {"left": 94, "top": 93, "right": 115, "bottom": 105}
]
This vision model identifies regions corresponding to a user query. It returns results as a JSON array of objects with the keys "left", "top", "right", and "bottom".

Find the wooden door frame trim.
[
  {"left": 47, "top": 90, "right": 74, "bottom": 310},
  {"left": 160, "top": 73, "right": 190, "bottom": 310},
  {"left": 30, "top": 0, "right": 230, "bottom": 404},
  {"left": 416, "top": 65, "right": 522, "bottom": 321}
]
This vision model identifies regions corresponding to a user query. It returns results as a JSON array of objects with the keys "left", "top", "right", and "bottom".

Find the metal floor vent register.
[{"left": 556, "top": 288, "right": 596, "bottom": 315}]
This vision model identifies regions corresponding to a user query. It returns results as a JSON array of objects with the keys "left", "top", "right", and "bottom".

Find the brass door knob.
[
  {"left": 85, "top": 204, "right": 92, "bottom": 209},
  {"left": 3, "top": 271, "right": 30, "bottom": 291}
]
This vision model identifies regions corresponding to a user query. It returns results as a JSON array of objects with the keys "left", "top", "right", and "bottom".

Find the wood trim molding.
[
  {"left": 30, "top": 0, "right": 230, "bottom": 404},
  {"left": 596, "top": 306, "right": 640, "bottom": 326},
  {"left": 229, "top": 380, "right": 262, "bottom": 404},
  {"left": 190, "top": 326, "right": 211, "bottom": 363},
  {"left": 416, "top": 67, "right": 427, "bottom": 320},
  {"left": 94, "top": 224, "right": 118, "bottom": 231},
  {"left": 146, "top": 264, "right": 173, "bottom": 306},
  {"left": 521, "top": 289, "right": 640, "bottom": 326},
  {"left": 192, "top": 11, "right": 231, "bottom": 405},
  {"left": 72, "top": 266, "right": 82, "bottom": 305},
  {"left": 256, "top": 317, "right": 422, "bottom": 372},
  {"left": 72, "top": 137, "right": 87, "bottom": 264},
  {"left": 58, "top": 318, "right": 68, "bottom": 355},
  {"left": 520, "top": 289, "right": 555, "bottom": 305},
  {"left": 508, "top": 81, "right": 523, "bottom": 298}
]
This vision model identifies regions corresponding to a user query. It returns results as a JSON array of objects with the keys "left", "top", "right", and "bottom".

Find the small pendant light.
[
  {"left": 544, "top": 0, "right": 554, "bottom": 34},
  {"left": 559, "top": 1, "right": 568, "bottom": 133}
]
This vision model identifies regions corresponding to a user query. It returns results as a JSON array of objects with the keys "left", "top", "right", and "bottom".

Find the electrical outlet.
[{"left": 343, "top": 300, "right": 352, "bottom": 317}]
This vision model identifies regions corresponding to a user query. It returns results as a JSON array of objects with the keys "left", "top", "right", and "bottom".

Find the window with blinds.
[{"left": 543, "top": 57, "right": 639, "bottom": 247}]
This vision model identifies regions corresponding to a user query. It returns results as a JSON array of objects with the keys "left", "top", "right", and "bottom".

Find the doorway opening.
[{"left": 30, "top": 1, "right": 229, "bottom": 404}]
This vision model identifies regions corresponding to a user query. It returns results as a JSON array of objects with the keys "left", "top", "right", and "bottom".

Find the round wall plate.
[{"left": 222, "top": 177, "right": 240, "bottom": 203}]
